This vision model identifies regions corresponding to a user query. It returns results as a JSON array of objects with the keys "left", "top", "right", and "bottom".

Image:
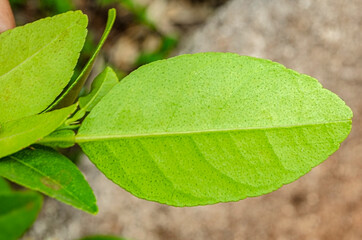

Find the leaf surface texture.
[
  {"left": 51, "top": 8, "right": 116, "bottom": 109},
  {"left": 0, "top": 11, "right": 87, "bottom": 123},
  {"left": 0, "top": 147, "right": 97, "bottom": 214},
  {"left": 79, "top": 66, "right": 119, "bottom": 112},
  {"left": 0, "top": 105, "right": 76, "bottom": 158},
  {"left": 68, "top": 66, "right": 119, "bottom": 123},
  {"left": 78, "top": 53, "right": 352, "bottom": 206}
]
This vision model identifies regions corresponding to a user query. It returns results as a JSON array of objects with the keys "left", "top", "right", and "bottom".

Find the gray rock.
[{"left": 24, "top": 0, "right": 362, "bottom": 239}]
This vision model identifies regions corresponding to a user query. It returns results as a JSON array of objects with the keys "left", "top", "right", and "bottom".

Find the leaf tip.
[
  {"left": 87, "top": 203, "right": 99, "bottom": 215},
  {"left": 108, "top": 8, "right": 117, "bottom": 17}
]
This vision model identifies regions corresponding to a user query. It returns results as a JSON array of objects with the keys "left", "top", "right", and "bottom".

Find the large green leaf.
[
  {"left": 0, "top": 191, "right": 43, "bottom": 240},
  {"left": 0, "top": 11, "right": 88, "bottom": 123},
  {"left": 0, "top": 147, "right": 97, "bottom": 214},
  {"left": 50, "top": 8, "right": 116, "bottom": 109},
  {"left": 0, "top": 104, "right": 76, "bottom": 158},
  {"left": 77, "top": 53, "right": 352, "bottom": 206}
]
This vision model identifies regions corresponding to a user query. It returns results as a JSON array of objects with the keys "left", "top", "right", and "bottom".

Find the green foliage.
[
  {"left": 0, "top": 11, "right": 87, "bottom": 123},
  {"left": 0, "top": 105, "right": 76, "bottom": 158},
  {"left": 79, "top": 67, "right": 119, "bottom": 111},
  {"left": 78, "top": 53, "right": 352, "bottom": 206},
  {"left": 67, "top": 66, "right": 119, "bottom": 123},
  {"left": 0, "top": 191, "right": 42, "bottom": 240},
  {"left": 0, "top": 147, "right": 97, "bottom": 214},
  {"left": 0, "top": 8, "right": 354, "bottom": 237},
  {"left": 0, "top": 178, "right": 11, "bottom": 194},
  {"left": 51, "top": 9, "right": 116, "bottom": 109},
  {"left": 38, "top": 129, "right": 76, "bottom": 148}
]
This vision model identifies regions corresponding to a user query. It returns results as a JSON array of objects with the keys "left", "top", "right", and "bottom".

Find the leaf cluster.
[{"left": 0, "top": 7, "right": 353, "bottom": 239}]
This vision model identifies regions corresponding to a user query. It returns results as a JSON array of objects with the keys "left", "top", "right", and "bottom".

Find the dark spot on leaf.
[{"left": 41, "top": 176, "right": 62, "bottom": 191}]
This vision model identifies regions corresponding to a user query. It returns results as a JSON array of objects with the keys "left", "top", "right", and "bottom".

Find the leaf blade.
[
  {"left": 67, "top": 66, "right": 119, "bottom": 124},
  {"left": 0, "top": 191, "right": 43, "bottom": 240},
  {"left": 78, "top": 53, "right": 352, "bottom": 206},
  {"left": 0, "top": 147, "right": 97, "bottom": 214},
  {"left": 79, "top": 66, "right": 119, "bottom": 111},
  {"left": 0, "top": 177, "right": 11, "bottom": 194},
  {"left": 0, "top": 11, "right": 88, "bottom": 123},
  {"left": 50, "top": 8, "right": 116, "bottom": 109},
  {"left": 0, "top": 104, "right": 76, "bottom": 158}
]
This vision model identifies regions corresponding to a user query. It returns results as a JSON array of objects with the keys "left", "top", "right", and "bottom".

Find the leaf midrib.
[
  {"left": 76, "top": 119, "right": 351, "bottom": 143},
  {"left": 0, "top": 17, "right": 82, "bottom": 80}
]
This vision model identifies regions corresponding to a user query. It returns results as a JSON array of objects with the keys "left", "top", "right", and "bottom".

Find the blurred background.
[
  {"left": 10, "top": 0, "right": 227, "bottom": 75},
  {"left": 9, "top": 0, "right": 362, "bottom": 239}
]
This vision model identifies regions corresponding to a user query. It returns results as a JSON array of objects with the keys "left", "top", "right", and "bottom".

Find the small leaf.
[
  {"left": 68, "top": 66, "right": 119, "bottom": 123},
  {"left": 0, "top": 11, "right": 88, "bottom": 123},
  {"left": 0, "top": 147, "right": 97, "bottom": 214},
  {"left": 0, "top": 177, "right": 11, "bottom": 193},
  {"left": 0, "top": 104, "right": 76, "bottom": 158},
  {"left": 50, "top": 8, "right": 116, "bottom": 109},
  {"left": 80, "top": 66, "right": 119, "bottom": 111},
  {"left": 78, "top": 236, "right": 126, "bottom": 240},
  {"left": 77, "top": 53, "right": 352, "bottom": 206},
  {"left": 0, "top": 191, "right": 43, "bottom": 240}
]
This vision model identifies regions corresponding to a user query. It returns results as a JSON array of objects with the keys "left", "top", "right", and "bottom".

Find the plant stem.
[{"left": 37, "top": 135, "right": 75, "bottom": 145}]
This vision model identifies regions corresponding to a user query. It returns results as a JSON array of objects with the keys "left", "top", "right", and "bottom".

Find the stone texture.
[{"left": 23, "top": 0, "right": 362, "bottom": 239}]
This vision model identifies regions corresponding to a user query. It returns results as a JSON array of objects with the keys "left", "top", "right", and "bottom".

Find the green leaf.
[
  {"left": 0, "top": 177, "right": 11, "bottom": 194},
  {"left": 68, "top": 67, "right": 119, "bottom": 123},
  {"left": 77, "top": 53, "right": 352, "bottom": 206},
  {"left": 50, "top": 8, "right": 116, "bottom": 109},
  {"left": 0, "top": 11, "right": 88, "bottom": 123},
  {"left": 80, "top": 66, "right": 119, "bottom": 111},
  {"left": 0, "top": 191, "right": 43, "bottom": 240},
  {"left": 78, "top": 236, "right": 126, "bottom": 240},
  {"left": 0, "top": 104, "right": 76, "bottom": 158},
  {"left": 0, "top": 147, "right": 97, "bottom": 214}
]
